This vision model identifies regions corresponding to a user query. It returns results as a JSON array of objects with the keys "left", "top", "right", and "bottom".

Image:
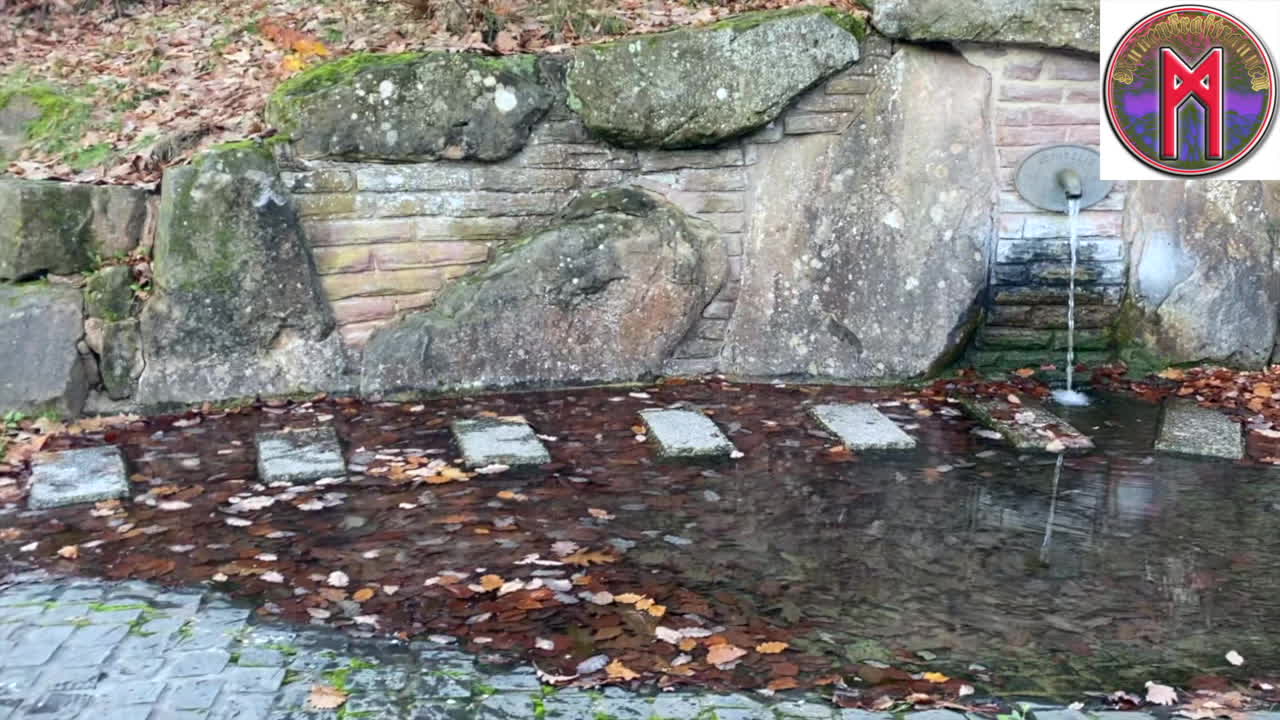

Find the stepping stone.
[
  {"left": 960, "top": 398, "right": 1094, "bottom": 452},
  {"left": 255, "top": 426, "right": 346, "bottom": 483},
  {"left": 28, "top": 446, "right": 129, "bottom": 509},
  {"left": 1155, "top": 400, "right": 1243, "bottom": 460},
  {"left": 639, "top": 409, "right": 734, "bottom": 459},
  {"left": 808, "top": 403, "right": 916, "bottom": 450},
  {"left": 451, "top": 418, "right": 550, "bottom": 468}
]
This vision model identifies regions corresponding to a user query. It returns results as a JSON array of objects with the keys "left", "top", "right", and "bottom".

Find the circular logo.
[{"left": 1105, "top": 5, "right": 1275, "bottom": 176}]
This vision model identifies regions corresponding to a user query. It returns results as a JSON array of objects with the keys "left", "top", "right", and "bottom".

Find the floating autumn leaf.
[
  {"left": 755, "top": 641, "right": 788, "bottom": 654},
  {"left": 326, "top": 571, "right": 350, "bottom": 588},
  {"left": 1014, "top": 367, "right": 1037, "bottom": 377},
  {"left": 561, "top": 549, "right": 618, "bottom": 567},
  {"left": 768, "top": 677, "right": 798, "bottom": 691},
  {"left": 646, "top": 603, "right": 667, "bottom": 618},
  {"left": 1226, "top": 650, "right": 1245, "bottom": 666},
  {"left": 922, "top": 671, "right": 950, "bottom": 683},
  {"left": 56, "top": 545, "right": 79, "bottom": 559},
  {"left": 352, "top": 588, "right": 375, "bottom": 602},
  {"left": 706, "top": 644, "right": 747, "bottom": 666},
  {"left": 587, "top": 508, "right": 614, "bottom": 520},
  {"left": 1146, "top": 681, "right": 1178, "bottom": 705},
  {"left": 306, "top": 684, "right": 348, "bottom": 710},
  {"left": 615, "top": 593, "right": 644, "bottom": 604},
  {"left": 606, "top": 659, "right": 639, "bottom": 681},
  {"left": 655, "top": 627, "right": 681, "bottom": 644},
  {"left": 479, "top": 574, "right": 504, "bottom": 591}
]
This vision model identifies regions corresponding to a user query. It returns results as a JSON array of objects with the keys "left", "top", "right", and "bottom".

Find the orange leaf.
[
  {"left": 707, "top": 644, "right": 747, "bottom": 665},
  {"left": 756, "top": 641, "right": 789, "bottom": 654},
  {"left": 768, "top": 677, "right": 799, "bottom": 691},
  {"left": 281, "top": 54, "right": 307, "bottom": 73},
  {"left": 615, "top": 593, "right": 644, "bottom": 604},
  {"left": 923, "top": 671, "right": 950, "bottom": 683},
  {"left": 561, "top": 550, "right": 618, "bottom": 567},
  {"left": 479, "top": 574, "right": 504, "bottom": 591},
  {"left": 606, "top": 659, "right": 639, "bottom": 681},
  {"left": 352, "top": 588, "right": 375, "bottom": 602},
  {"left": 646, "top": 603, "right": 667, "bottom": 618}
]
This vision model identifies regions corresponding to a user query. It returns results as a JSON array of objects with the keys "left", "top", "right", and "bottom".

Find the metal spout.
[{"left": 1057, "top": 168, "right": 1084, "bottom": 200}]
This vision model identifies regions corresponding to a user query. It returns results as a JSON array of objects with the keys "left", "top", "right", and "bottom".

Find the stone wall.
[
  {"left": 284, "top": 45, "right": 885, "bottom": 372},
  {"left": 959, "top": 46, "right": 1125, "bottom": 370}
]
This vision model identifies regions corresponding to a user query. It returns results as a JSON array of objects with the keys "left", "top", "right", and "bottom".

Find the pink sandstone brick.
[
  {"left": 1048, "top": 55, "right": 1100, "bottom": 81},
  {"left": 1003, "top": 60, "right": 1045, "bottom": 80},
  {"left": 997, "top": 125, "right": 1071, "bottom": 147},
  {"left": 999, "top": 83, "right": 1063, "bottom": 103},
  {"left": 1028, "top": 106, "right": 1099, "bottom": 126}
]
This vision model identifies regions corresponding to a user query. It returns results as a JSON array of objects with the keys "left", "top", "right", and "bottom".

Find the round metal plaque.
[{"left": 1014, "top": 145, "right": 1113, "bottom": 213}]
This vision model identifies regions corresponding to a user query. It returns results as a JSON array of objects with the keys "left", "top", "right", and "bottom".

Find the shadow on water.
[{"left": 634, "top": 393, "right": 1279, "bottom": 698}]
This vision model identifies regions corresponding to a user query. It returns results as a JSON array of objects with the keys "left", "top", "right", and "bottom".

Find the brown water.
[{"left": 4, "top": 385, "right": 1277, "bottom": 699}]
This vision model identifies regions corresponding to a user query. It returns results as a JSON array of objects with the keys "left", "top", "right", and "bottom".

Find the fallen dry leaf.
[{"left": 306, "top": 684, "right": 348, "bottom": 710}]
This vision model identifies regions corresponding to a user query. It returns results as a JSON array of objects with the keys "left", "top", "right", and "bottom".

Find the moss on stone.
[
  {"left": 0, "top": 79, "right": 93, "bottom": 157},
  {"left": 271, "top": 52, "right": 425, "bottom": 101},
  {"left": 709, "top": 6, "right": 867, "bottom": 40}
]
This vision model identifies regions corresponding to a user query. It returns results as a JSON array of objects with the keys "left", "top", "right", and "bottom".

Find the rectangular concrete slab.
[
  {"left": 255, "top": 426, "right": 346, "bottom": 483},
  {"left": 452, "top": 418, "right": 550, "bottom": 468},
  {"left": 960, "top": 398, "right": 1094, "bottom": 452},
  {"left": 1155, "top": 400, "right": 1244, "bottom": 460},
  {"left": 28, "top": 446, "right": 129, "bottom": 509},
  {"left": 808, "top": 403, "right": 916, "bottom": 450},
  {"left": 640, "top": 409, "right": 734, "bottom": 459}
]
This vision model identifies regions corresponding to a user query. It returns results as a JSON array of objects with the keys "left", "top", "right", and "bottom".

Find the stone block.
[
  {"left": 451, "top": 418, "right": 550, "bottom": 468},
  {"left": 311, "top": 241, "right": 489, "bottom": 275},
  {"left": 100, "top": 319, "right": 143, "bottom": 401},
  {"left": 471, "top": 168, "right": 578, "bottom": 192},
  {"left": 637, "top": 148, "right": 745, "bottom": 171},
  {"left": 960, "top": 399, "right": 1094, "bottom": 452},
  {"left": 991, "top": 284, "right": 1123, "bottom": 306},
  {"left": 0, "top": 283, "right": 88, "bottom": 416},
  {"left": 639, "top": 408, "right": 735, "bottom": 459},
  {"left": 28, "top": 446, "right": 129, "bottom": 510},
  {"left": 976, "top": 326, "right": 1054, "bottom": 349},
  {"left": 84, "top": 265, "right": 135, "bottom": 321},
  {"left": 355, "top": 165, "right": 470, "bottom": 193},
  {"left": 1156, "top": 400, "right": 1244, "bottom": 460},
  {"left": 808, "top": 403, "right": 916, "bottom": 450},
  {"left": 282, "top": 169, "right": 355, "bottom": 194},
  {"left": 255, "top": 426, "right": 346, "bottom": 483},
  {"left": 304, "top": 219, "right": 416, "bottom": 246},
  {"left": 292, "top": 193, "right": 356, "bottom": 218},
  {"left": 784, "top": 113, "right": 848, "bottom": 134},
  {"left": 996, "top": 238, "right": 1124, "bottom": 264},
  {"left": 825, "top": 73, "right": 876, "bottom": 94},
  {"left": 987, "top": 303, "right": 1120, "bottom": 329}
]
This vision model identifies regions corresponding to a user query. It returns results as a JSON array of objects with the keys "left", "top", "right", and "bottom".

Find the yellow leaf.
[
  {"left": 645, "top": 603, "right": 666, "bottom": 618},
  {"left": 281, "top": 54, "right": 307, "bottom": 73},
  {"left": 479, "top": 574, "right": 504, "bottom": 591},
  {"left": 756, "top": 641, "right": 789, "bottom": 654},
  {"left": 633, "top": 596, "right": 653, "bottom": 610},
  {"left": 56, "top": 545, "right": 79, "bottom": 559},
  {"left": 923, "top": 672, "right": 950, "bottom": 683},
  {"left": 678, "top": 638, "right": 697, "bottom": 652},
  {"left": 306, "top": 684, "right": 348, "bottom": 710},
  {"left": 606, "top": 659, "right": 639, "bottom": 681},
  {"left": 293, "top": 38, "right": 330, "bottom": 59},
  {"left": 615, "top": 593, "right": 644, "bottom": 605},
  {"left": 352, "top": 588, "right": 375, "bottom": 602},
  {"left": 1014, "top": 367, "right": 1036, "bottom": 378},
  {"left": 1158, "top": 367, "right": 1186, "bottom": 380}
]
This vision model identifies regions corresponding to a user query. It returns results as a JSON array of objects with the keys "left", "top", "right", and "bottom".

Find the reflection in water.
[{"left": 637, "top": 394, "right": 1280, "bottom": 697}]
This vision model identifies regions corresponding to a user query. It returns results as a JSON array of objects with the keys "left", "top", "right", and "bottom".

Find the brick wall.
[
  {"left": 960, "top": 47, "right": 1125, "bottom": 370},
  {"left": 284, "top": 46, "right": 884, "bottom": 363}
]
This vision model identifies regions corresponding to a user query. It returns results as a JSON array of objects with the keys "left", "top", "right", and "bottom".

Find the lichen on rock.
[
  {"left": 266, "top": 52, "right": 553, "bottom": 162},
  {"left": 360, "top": 187, "right": 727, "bottom": 396},
  {"left": 565, "top": 8, "right": 862, "bottom": 148}
]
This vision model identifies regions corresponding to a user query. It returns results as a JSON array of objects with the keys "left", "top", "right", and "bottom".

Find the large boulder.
[
  {"left": 866, "top": 0, "right": 1099, "bottom": 54},
  {"left": 267, "top": 53, "right": 553, "bottom": 162},
  {"left": 0, "top": 178, "right": 147, "bottom": 281},
  {"left": 1122, "top": 181, "right": 1280, "bottom": 368},
  {"left": 722, "top": 45, "right": 995, "bottom": 382},
  {"left": 134, "top": 144, "right": 348, "bottom": 406},
  {"left": 0, "top": 284, "right": 89, "bottom": 415},
  {"left": 567, "top": 8, "right": 862, "bottom": 148},
  {"left": 361, "top": 188, "right": 726, "bottom": 395}
]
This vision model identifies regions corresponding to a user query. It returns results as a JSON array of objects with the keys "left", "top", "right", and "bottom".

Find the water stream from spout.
[
  {"left": 1039, "top": 453, "right": 1065, "bottom": 565},
  {"left": 1052, "top": 198, "right": 1089, "bottom": 407}
]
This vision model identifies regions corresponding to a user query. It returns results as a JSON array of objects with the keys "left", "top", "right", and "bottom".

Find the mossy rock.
[
  {"left": 266, "top": 52, "right": 552, "bottom": 162},
  {"left": 566, "top": 8, "right": 861, "bottom": 148},
  {"left": 0, "top": 78, "right": 114, "bottom": 171},
  {"left": 0, "top": 177, "right": 95, "bottom": 280},
  {"left": 85, "top": 265, "right": 135, "bottom": 321},
  {"left": 135, "top": 143, "right": 349, "bottom": 407},
  {"left": 866, "top": 0, "right": 1099, "bottom": 53},
  {"left": 361, "top": 187, "right": 727, "bottom": 395},
  {"left": 0, "top": 178, "right": 148, "bottom": 281},
  {"left": 0, "top": 283, "right": 89, "bottom": 416}
]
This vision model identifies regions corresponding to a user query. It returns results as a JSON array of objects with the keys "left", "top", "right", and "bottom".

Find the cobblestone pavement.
[{"left": 0, "top": 575, "right": 1256, "bottom": 720}]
